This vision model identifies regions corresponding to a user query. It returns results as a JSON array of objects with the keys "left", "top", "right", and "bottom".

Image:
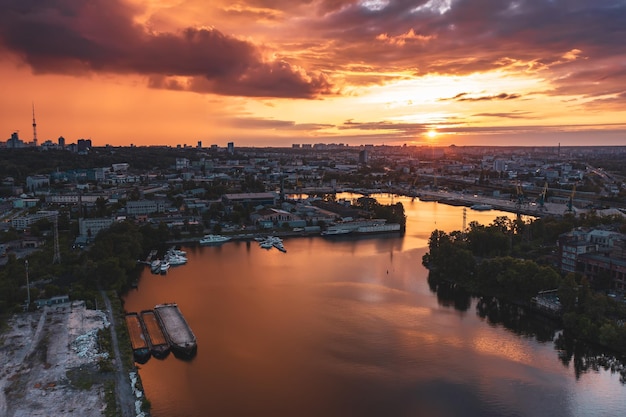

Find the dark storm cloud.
[
  {"left": 301, "top": 0, "right": 626, "bottom": 101},
  {"left": 0, "top": 0, "right": 331, "bottom": 98}
]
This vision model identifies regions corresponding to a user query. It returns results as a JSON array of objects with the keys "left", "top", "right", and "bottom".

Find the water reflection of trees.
[
  {"left": 555, "top": 332, "right": 626, "bottom": 384},
  {"left": 428, "top": 277, "right": 626, "bottom": 384},
  {"left": 427, "top": 276, "right": 471, "bottom": 312}
]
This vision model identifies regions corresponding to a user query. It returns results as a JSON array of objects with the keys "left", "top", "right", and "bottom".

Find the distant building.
[
  {"left": 6, "top": 132, "right": 25, "bottom": 148},
  {"left": 359, "top": 149, "right": 369, "bottom": 164},
  {"left": 58, "top": 136, "right": 65, "bottom": 148},
  {"left": 222, "top": 192, "right": 277, "bottom": 208},
  {"left": 227, "top": 142, "right": 234, "bottom": 155},
  {"left": 126, "top": 199, "right": 166, "bottom": 215},
  {"left": 79, "top": 217, "right": 115, "bottom": 239},
  {"left": 26, "top": 174, "right": 50, "bottom": 192},
  {"left": 11, "top": 210, "right": 58, "bottom": 230},
  {"left": 77, "top": 138, "right": 92, "bottom": 153},
  {"left": 176, "top": 158, "right": 190, "bottom": 170}
]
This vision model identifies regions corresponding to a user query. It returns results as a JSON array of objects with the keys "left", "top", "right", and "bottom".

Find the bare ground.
[{"left": 0, "top": 301, "right": 119, "bottom": 416}]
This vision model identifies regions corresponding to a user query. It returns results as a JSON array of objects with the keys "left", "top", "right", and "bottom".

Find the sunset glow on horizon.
[{"left": 1, "top": 0, "right": 625, "bottom": 147}]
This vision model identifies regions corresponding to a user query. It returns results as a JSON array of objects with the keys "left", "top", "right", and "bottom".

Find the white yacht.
[
  {"left": 199, "top": 234, "right": 232, "bottom": 245},
  {"left": 165, "top": 252, "right": 187, "bottom": 266},
  {"left": 159, "top": 261, "right": 170, "bottom": 274},
  {"left": 150, "top": 259, "right": 161, "bottom": 273}
]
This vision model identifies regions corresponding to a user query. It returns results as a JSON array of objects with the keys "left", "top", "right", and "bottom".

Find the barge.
[
  {"left": 154, "top": 303, "right": 197, "bottom": 358},
  {"left": 124, "top": 312, "right": 150, "bottom": 363},
  {"left": 140, "top": 310, "right": 171, "bottom": 358}
]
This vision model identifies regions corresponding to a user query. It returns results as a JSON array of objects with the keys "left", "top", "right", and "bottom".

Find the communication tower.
[{"left": 32, "top": 102, "right": 38, "bottom": 146}]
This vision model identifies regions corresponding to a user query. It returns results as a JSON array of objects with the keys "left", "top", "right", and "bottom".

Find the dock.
[
  {"left": 154, "top": 303, "right": 197, "bottom": 358},
  {"left": 140, "top": 310, "right": 170, "bottom": 358},
  {"left": 124, "top": 313, "right": 150, "bottom": 363}
]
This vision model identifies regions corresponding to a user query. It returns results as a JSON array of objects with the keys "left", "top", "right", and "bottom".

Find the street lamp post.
[{"left": 25, "top": 259, "right": 31, "bottom": 309}]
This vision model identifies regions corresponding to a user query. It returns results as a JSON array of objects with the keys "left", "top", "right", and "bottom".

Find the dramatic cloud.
[
  {"left": 2, "top": 0, "right": 626, "bottom": 146},
  {"left": 0, "top": 0, "right": 332, "bottom": 98},
  {"left": 473, "top": 112, "right": 533, "bottom": 120},
  {"left": 441, "top": 92, "right": 522, "bottom": 102},
  {"left": 229, "top": 117, "right": 333, "bottom": 130}
]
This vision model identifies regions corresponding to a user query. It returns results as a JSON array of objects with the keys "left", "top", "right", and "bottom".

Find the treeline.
[
  {"left": 422, "top": 214, "right": 626, "bottom": 354},
  {"left": 0, "top": 220, "right": 171, "bottom": 324},
  {"left": 353, "top": 196, "right": 407, "bottom": 230}
]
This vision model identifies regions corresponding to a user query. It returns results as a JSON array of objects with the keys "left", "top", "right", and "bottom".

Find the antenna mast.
[
  {"left": 32, "top": 102, "right": 38, "bottom": 146},
  {"left": 25, "top": 260, "right": 31, "bottom": 309}
]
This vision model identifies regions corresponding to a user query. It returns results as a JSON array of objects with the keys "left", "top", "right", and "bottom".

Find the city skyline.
[{"left": 1, "top": 0, "right": 625, "bottom": 148}]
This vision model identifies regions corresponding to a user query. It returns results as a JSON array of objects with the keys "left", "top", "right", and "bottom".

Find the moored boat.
[
  {"left": 470, "top": 204, "right": 493, "bottom": 211},
  {"left": 160, "top": 261, "right": 170, "bottom": 274},
  {"left": 140, "top": 310, "right": 170, "bottom": 358},
  {"left": 125, "top": 312, "right": 150, "bottom": 363},
  {"left": 154, "top": 303, "right": 197, "bottom": 358},
  {"left": 199, "top": 234, "right": 232, "bottom": 245}
]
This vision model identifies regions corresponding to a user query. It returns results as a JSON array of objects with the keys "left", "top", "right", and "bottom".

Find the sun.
[{"left": 427, "top": 129, "right": 438, "bottom": 139}]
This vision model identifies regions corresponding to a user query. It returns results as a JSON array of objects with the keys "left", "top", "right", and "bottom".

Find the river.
[{"left": 123, "top": 195, "right": 626, "bottom": 417}]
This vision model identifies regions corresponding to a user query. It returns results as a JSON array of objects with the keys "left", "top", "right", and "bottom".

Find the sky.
[{"left": 1, "top": 0, "right": 625, "bottom": 148}]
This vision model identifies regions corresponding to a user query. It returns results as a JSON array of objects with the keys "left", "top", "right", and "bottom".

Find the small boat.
[
  {"left": 160, "top": 261, "right": 170, "bottom": 274},
  {"left": 140, "top": 310, "right": 170, "bottom": 359},
  {"left": 150, "top": 259, "right": 161, "bottom": 273},
  {"left": 199, "top": 234, "right": 232, "bottom": 245},
  {"left": 470, "top": 204, "right": 493, "bottom": 211},
  {"left": 257, "top": 236, "right": 286, "bottom": 252},
  {"left": 165, "top": 253, "right": 188, "bottom": 266},
  {"left": 168, "top": 247, "right": 187, "bottom": 256},
  {"left": 259, "top": 240, "right": 274, "bottom": 249},
  {"left": 273, "top": 241, "right": 287, "bottom": 252},
  {"left": 125, "top": 313, "right": 150, "bottom": 363}
]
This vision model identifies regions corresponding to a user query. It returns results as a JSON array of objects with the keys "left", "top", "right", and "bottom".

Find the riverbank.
[{"left": 0, "top": 299, "right": 146, "bottom": 417}]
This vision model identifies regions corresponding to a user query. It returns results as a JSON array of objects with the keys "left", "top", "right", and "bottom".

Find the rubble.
[{"left": 0, "top": 301, "right": 112, "bottom": 416}]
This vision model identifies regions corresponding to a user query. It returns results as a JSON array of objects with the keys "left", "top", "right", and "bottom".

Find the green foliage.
[
  {"left": 475, "top": 257, "right": 560, "bottom": 301},
  {"left": 423, "top": 215, "right": 626, "bottom": 355},
  {"left": 353, "top": 197, "right": 407, "bottom": 229},
  {"left": 423, "top": 230, "right": 475, "bottom": 284}
]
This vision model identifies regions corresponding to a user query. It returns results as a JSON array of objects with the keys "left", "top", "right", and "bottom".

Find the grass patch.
[
  {"left": 103, "top": 380, "right": 119, "bottom": 417},
  {"left": 66, "top": 364, "right": 102, "bottom": 390}
]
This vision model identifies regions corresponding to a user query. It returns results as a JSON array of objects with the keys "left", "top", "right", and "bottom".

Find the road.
[{"left": 100, "top": 290, "right": 136, "bottom": 417}]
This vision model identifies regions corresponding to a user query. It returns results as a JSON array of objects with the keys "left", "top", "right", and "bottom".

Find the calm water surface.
[{"left": 124, "top": 196, "right": 626, "bottom": 417}]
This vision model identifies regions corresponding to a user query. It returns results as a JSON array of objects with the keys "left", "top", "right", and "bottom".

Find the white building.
[
  {"left": 11, "top": 210, "right": 58, "bottom": 230},
  {"left": 79, "top": 217, "right": 115, "bottom": 238}
]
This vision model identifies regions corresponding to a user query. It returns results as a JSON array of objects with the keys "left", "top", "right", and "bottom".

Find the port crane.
[
  {"left": 537, "top": 182, "right": 548, "bottom": 211},
  {"left": 515, "top": 182, "right": 525, "bottom": 213},
  {"left": 566, "top": 184, "right": 576, "bottom": 213}
]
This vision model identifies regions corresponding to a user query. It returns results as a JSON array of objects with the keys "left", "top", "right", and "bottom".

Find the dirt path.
[{"left": 100, "top": 290, "right": 136, "bottom": 417}]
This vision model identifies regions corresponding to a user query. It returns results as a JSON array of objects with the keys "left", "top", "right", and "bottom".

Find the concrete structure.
[
  {"left": 126, "top": 199, "right": 166, "bottom": 215},
  {"left": 79, "top": 217, "right": 115, "bottom": 238},
  {"left": 11, "top": 210, "right": 58, "bottom": 230},
  {"left": 223, "top": 192, "right": 277, "bottom": 207}
]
